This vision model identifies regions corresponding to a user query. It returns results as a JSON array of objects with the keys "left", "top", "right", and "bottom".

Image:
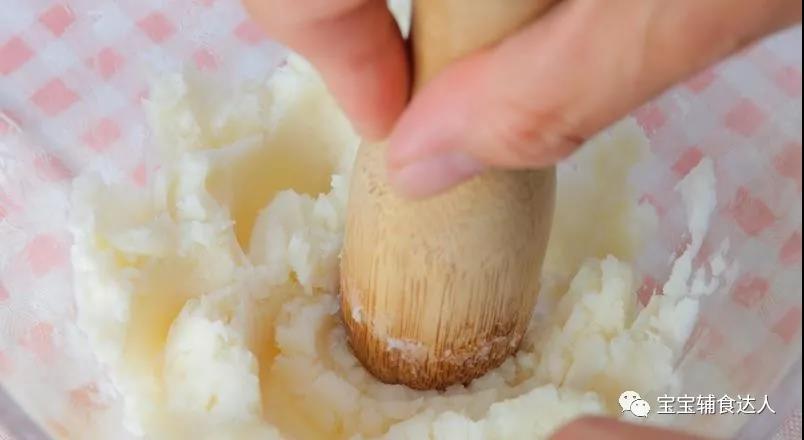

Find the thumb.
[
  {"left": 550, "top": 416, "right": 709, "bottom": 440},
  {"left": 387, "top": 0, "right": 800, "bottom": 198}
]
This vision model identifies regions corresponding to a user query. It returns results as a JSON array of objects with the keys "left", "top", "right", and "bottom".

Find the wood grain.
[{"left": 340, "top": 0, "right": 558, "bottom": 390}]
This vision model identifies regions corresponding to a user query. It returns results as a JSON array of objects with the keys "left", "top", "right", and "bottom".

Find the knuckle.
[
  {"left": 491, "top": 103, "right": 585, "bottom": 167},
  {"left": 292, "top": 0, "right": 375, "bottom": 28},
  {"left": 245, "top": 0, "right": 370, "bottom": 34}
]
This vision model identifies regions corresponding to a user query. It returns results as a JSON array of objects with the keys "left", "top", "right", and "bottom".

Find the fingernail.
[
  {"left": 353, "top": 118, "right": 390, "bottom": 143},
  {"left": 389, "top": 151, "right": 485, "bottom": 198},
  {"left": 387, "top": 111, "right": 455, "bottom": 169}
]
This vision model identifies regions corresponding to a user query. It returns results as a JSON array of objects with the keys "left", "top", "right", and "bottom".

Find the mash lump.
[{"left": 71, "top": 55, "right": 724, "bottom": 439}]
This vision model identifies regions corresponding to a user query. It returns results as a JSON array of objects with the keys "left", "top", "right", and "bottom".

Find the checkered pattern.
[
  {"left": 1, "top": 1, "right": 285, "bottom": 438},
  {"left": 628, "top": 27, "right": 803, "bottom": 440},
  {"left": 1, "top": 1, "right": 801, "bottom": 439}
]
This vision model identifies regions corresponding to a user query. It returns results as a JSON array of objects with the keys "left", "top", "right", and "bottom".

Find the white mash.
[{"left": 70, "top": 53, "right": 729, "bottom": 439}]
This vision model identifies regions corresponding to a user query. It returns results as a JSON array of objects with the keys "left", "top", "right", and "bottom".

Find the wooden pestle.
[{"left": 340, "top": 0, "right": 558, "bottom": 390}]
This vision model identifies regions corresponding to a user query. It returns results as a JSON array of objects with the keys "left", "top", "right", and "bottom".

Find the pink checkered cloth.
[
  {"left": 1, "top": 0, "right": 801, "bottom": 439},
  {"left": 775, "top": 410, "right": 803, "bottom": 440}
]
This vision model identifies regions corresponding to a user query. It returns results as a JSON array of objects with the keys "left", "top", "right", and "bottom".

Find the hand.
[
  {"left": 244, "top": 0, "right": 801, "bottom": 198},
  {"left": 551, "top": 416, "right": 710, "bottom": 440}
]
